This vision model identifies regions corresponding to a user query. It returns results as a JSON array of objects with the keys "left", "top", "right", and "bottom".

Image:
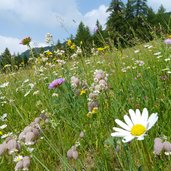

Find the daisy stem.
[
  {"left": 116, "top": 153, "right": 124, "bottom": 170},
  {"left": 141, "top": 141, "right": 152, "bottom": 169},
  {"left": 124, "top": 144, "right": 134, "bottom": 171}
]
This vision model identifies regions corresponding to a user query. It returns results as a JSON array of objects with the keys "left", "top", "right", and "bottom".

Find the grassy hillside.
[{"left": 0, "top": 38, "right": 171, "bottom": 171}]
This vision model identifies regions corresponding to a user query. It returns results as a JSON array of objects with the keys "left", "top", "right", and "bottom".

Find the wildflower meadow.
[{"left": 0, "top": 34, "right": 171, "bottom": 171}]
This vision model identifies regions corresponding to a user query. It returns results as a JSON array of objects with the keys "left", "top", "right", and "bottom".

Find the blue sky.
[{"left": 0, "top": 0, "right": 170, "bottom": 54}]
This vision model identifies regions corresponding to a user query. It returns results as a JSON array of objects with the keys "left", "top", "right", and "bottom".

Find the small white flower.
[
  {"left": 148, "top": 45, "right": 153, "bottom": 49},
  {"left": 144, "top": 44, "right": 150, "bottom": 48},
  {"left": 45, "top": 33, "right": 53, "bottom": 43},
  {"left": 27, "top": 147, "right": 34, "bottom": 153},
  {"left": 24, "top": 90, "right": 31, "bottom": 97},
  {"left": 23, "top": 79, "right": 29, "bottom": 84},
  {"left": 164, "top": 58, "right": 171, "bottom": 62},
  {"left": 14, "top": 155, "right": 23, "bottom": 162},
  {"left": 156, "top": 55, "right": 162, "bottom": 59},
  {"left": 134, "top": 50, "right": 140, "bottom": 53},
  {"left": 0, "top": 124, "right": 7, "bottom": 129},
  {"left": 0, "top": 82, "right": 9, "bottom": 88},
  {"left": 52, "top": 93, "right": 58, "bottom": 97},
  {"left": 1, "top": 132, "right": 13, "bottom": 139},
  {"left": 33, "top": 90, "right": 39, "bottom": 95},
  {"left": 153, "top": 52, "right": 161, "bottom": 56},
  {"left": 111, "top": 108, "right": 158, "bottom": 143},
  {"left": 164, "top": 152, "right": 171, "bottom": 155},
  {"left": 0, "top": 113, "right": 7, "bottom": 121},
  {"left": 162, "top": 68, "right": 170, "bottom": 71},
  {"left": 28, "top": 83, "right": 34, "bottom": 89}
]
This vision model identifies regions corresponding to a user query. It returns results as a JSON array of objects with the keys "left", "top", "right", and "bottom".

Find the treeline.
[
  {"left": 0, "top": 0, "right": 170, "bottom": 71},
  {"left": 0, "top": 48, "right": 29, "bottom": 72},
  {"left": 70, "top": 0, "right": 171, "bottom": 49}
]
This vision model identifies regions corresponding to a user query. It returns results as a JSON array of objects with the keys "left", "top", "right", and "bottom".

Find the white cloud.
[
  {"left": 0, "top": 1, "right": 110, "bottom": 53},
  {"left": 0, "top": 35, "right": 27, "bottom": 54},
  {"left": 83, "top": 5, "right": 109, "bottom": 31},
  {"left": 0, "top": 35, "right": 47, "bottom": 55},
  {"left": 147, "top": 0, "right": 171, "bottom": 12},
  {"left": 0, "top": 0, "right": 82, "bottom": 28}
]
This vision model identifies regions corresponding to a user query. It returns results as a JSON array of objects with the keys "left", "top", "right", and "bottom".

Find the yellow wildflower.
[
  {"left": 97, "top": 47, "right": 104, "bottom": 51},
  {"left": 67, "top": 39, "right": 72, "bottom": 46},
  {"left": 80, "top": 89, "right": 86, "bottom": 95},
  {"left": 45, "top": 51, "right": 53, "bottom": 56},
  {"left": 70, "top": 43, "right": 76, "bottom": 50},
  {"left": 91, "top": 107, "right": 98, "bottom": 114},
  {"left": 86, "top": 107, "right": 98, "bottom": 118}
]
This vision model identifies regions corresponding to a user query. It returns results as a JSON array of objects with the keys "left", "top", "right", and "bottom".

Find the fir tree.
[
  {"left": 75, "top": 22, "right": 92, "bottom": 48},
  {"left": 106, "top": 0, "right": 126, "bottom": 46},
  {"left": 0, "top": 48, "right": 12, "bottom": 69}
]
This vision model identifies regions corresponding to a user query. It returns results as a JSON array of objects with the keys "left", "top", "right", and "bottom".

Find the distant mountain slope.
[{"left": 20, "top": 46, "right": 55, "bottom": 58}]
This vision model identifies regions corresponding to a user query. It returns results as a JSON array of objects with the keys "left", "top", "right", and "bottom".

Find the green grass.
[{"left": 1, "top": 38, "right": 171, "bottom": 171}]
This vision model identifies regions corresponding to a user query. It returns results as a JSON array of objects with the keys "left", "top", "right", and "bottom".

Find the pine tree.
[
  {"left": 157, "top": 5, "right": 166, "bottom": 14},
  {"left": 125, "top": 0, "right": 135, "bottom": 19},
  {"left": 134, "top": 0, "right": 148, "bottom": 17},
  {"left": 106, "top": 0, "right": 126, "bottom": 46},
  {"left": 93, "top": 20, "right": 106, "bottom": 47},
  {"left": 156, "top": 5, "right": 169, "bottom": 34},
  {"left": 0, "top": 48, "right": 12, "bottom": 69},
  {"left": 75, "top": 22, "right": 92, "bottom": 47}
]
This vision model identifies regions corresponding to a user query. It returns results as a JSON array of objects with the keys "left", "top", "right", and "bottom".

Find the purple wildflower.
[
  {"left": 48, "top": 78, "right": 65, "bottom": 89},
  {"left": 164, "top": 39, "right": 171, "bottom": 45}
]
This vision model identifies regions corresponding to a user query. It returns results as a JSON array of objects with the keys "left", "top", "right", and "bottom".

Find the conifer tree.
[
  {"left": 106, "top": 0, "right": 126, "bottom": 46},
  {"left": 93, "top": 20, "right": 106, "bottom": 47},
  {"left": 0, "top": 48, "right": 12, "bottom": 69},
  {"left": 75, "top": 21, "right": 92, "bottom": 48}
]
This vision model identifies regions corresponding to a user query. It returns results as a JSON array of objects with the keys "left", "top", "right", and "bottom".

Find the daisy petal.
[
  {"left": 137, "top": 135, "right": 145, "bottom": 141},
  {"left": 141, "top": 108, "right": 148, "bottom": 124},
  {"left": 113, "top": 127, "right": 130, "bottom": 135},
  {"left": 115, "top": 119, "right": 131, "bottom": 131},
  {"left": 111, "top": 132, "right": 128, "bottom": 137},
  {"left": 124, "top": 115, "right": 133, "bottom": 128},
  {"left": 129, "top": 109, "right": 137, "bottom": 124},
  {"left": 122, "top": 135, "right": 134, "bottom": 143},
  {"left": 136, "top": 109, "right": 141, "bottom": 123},
  {"left": 147, "top": 113, "right": 158, "bottom": 130}
]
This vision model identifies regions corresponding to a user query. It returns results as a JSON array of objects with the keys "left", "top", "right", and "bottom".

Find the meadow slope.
[{"left": 0, "top": 39, "right": 171, "bottom": 171}]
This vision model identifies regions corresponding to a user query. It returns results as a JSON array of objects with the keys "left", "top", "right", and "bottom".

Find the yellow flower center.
[{"left": 131, "top": 124, "right": 146, "bottom": 136}]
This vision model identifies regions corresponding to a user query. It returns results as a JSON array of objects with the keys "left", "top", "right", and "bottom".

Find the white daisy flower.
[
  {"left": 14, "top": 155, "right": 23, "bottom": 162},
  {"left": 111, "top": 108, "right": 158, "bottom": 143}
]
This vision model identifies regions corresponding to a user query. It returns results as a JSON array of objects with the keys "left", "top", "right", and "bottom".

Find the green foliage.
[
  {"left": 1, "top": 38, "right": 171, "bottom": 170},
  {"left": 105, "top": 0, "right": 170, "bottom": 47},
  {"left": 75, "top": 22, "right": 92, "bottom": 47},
  {"left": 0, "top": 48, "right": 12, "bottom": 69}
]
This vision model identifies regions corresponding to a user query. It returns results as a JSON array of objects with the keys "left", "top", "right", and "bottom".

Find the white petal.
[
  {"left": 113, "top": 127, "right": 130, "bottom": 135},
  {"left": 147, "top": 113, "right": 158, "bottom": 130},
  {"left": 122, "top": 135, "right": 134, "bottom": 143},
  {"left": 137, "top": 135, "right": 145, "bottom": 141},
  {"left": 141, "top": 108, "right": 148, "bottom": 124},
  {"left": 111, "top": 132, "right": 127, "bottom": 137},
  {"left": 136, "top": 109, "right": 141, "bottom": 123},
  {"left": 124, "top": 115, "right": 133, "bottom": 128},
  {"left": 129, "top": 109, "right": 137, "bottom": 124},
  {"left": 115, "top": 119, "right": 131, "bottom": 131}
]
